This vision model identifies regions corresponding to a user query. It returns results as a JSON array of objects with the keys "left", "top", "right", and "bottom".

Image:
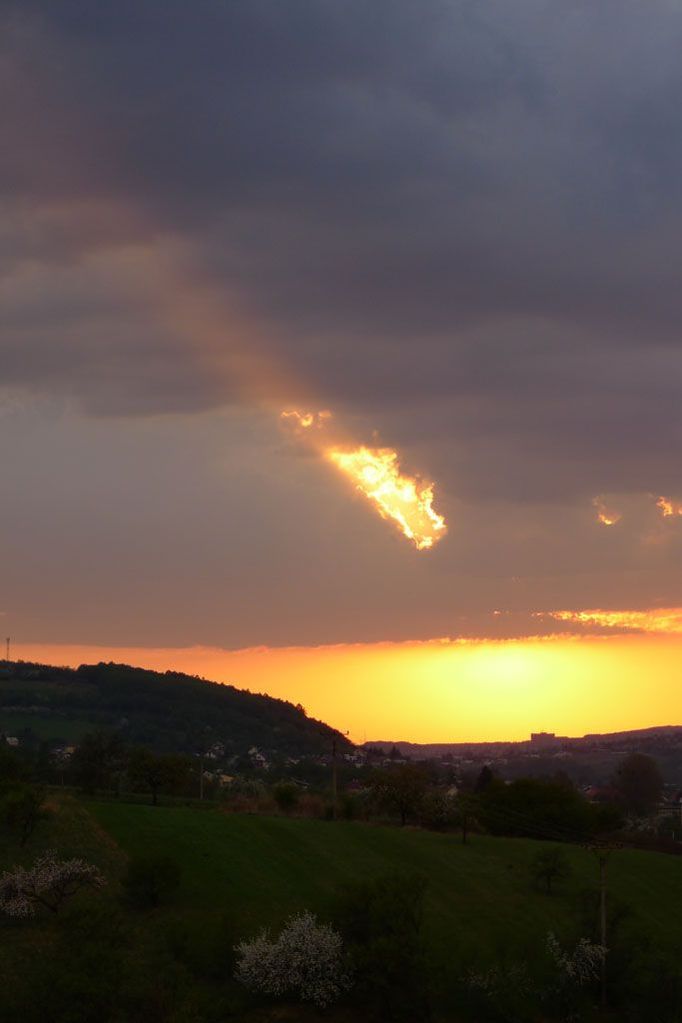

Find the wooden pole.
[
  {"left": 331, "top": 739, "right": 338, "bottom": 819},
  {"left": 599, "top": 851, "right": 608, "bottom": 1008}
]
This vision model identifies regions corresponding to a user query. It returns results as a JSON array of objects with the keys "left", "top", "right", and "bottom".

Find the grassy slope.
[{"left": 88, "top": 802, "right": 682, "bottom": 965}]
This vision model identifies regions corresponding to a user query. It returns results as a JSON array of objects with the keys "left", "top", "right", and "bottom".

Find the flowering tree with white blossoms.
[
  {"left": 546, "top": 932, "right": 606, "bottom": 986},
  {"left": 235, "top": 910, "right": 352, "bottom": 1008},
  {"left": 0, "top": 850, "right": 106, "bottom": 917}
]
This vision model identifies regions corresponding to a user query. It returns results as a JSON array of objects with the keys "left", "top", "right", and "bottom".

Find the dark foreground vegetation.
[
  {"left": 1, "top": 731, "right": 682, "bottom": 1023},
  {"left": 2, "top": 663, "right": 680, "bottom": 1021}
]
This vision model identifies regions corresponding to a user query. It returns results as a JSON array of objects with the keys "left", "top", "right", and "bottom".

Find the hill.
[
  {"left": 367, "top": 724, "right": 682, "bottom": 760},
  {"left": 0, "top": 660, "right": 351, "bottom": 757}
]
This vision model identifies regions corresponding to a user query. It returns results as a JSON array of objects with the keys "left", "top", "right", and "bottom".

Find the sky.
[{"left": 3, "top": 1, "right": 682, "bottom": 740}]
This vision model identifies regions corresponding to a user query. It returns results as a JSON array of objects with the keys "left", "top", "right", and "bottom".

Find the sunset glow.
[{"left": 15, "top": 634, "right": 682, "bottom": 743}]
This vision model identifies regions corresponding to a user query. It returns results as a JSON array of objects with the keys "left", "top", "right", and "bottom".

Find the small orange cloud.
[
  {"left": 655, "top": 495, "right": 682, "bottom": 518},
  {"left": 592, "top": 496, "right": 621, "bottom": 526},
  {"left": 280, "top": 408, "right": 333, "bottom": 435},
  {"left": 547, "top": 607, "right": 682, "bottom": 635}
]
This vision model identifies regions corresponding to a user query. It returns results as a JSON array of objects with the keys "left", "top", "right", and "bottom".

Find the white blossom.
[
  {"left": 235, "top": 910, "right": 352, "bottom": 1008},
  {"left": 0, "top": 850, "right": 106, "bottom": 917},
  {"left": 546, "top": 932, "right": 606, "bottom": 986}
]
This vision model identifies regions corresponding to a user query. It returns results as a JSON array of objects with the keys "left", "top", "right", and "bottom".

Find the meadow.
[{"left": 87, "top": 801, "right": 682, "bottom": 959}]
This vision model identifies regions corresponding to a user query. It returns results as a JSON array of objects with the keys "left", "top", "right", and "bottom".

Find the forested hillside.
[{"left": 0, "top": 661, "right": 350, "bottom": 757}]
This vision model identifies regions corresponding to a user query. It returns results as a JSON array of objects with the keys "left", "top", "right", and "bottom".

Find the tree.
[
  {"left": 0, "top": 850, "right": 105, "bottom": 916},
  {"left": 0, "top": 744, "right": 23, "bottom": 784},
  {"left": 372, "top": 764, "right": 428, "bottom": 826},
  {"left": 1, "top": 784, "right": 45, "bottom": 846},
  {"left": 273, "top": 782, "right": 299, "bottom": 815},
  {"left": 235, "top": 911, "right": 352, "bottom": 1009},
  {"left": 418, "top": 789, "right": 457, "bottom": 830},
  {"left": 453, "top": 792, "right": 479, "bottom": 845},
  {"left": 70, "top": 731, "right": 126, "bottom": 794},
  {"left": 480, "top": 777, "right": 594, "bottom": 840},
  {"left": 615, "top": 753, "right": 663, "bottom": 816},
  {"left": 531, "top": 847, "right": 571, "bottom": 894},
  {"left": 475, "top": 765, "right": 495, "bottom": 792},
  {"left": 127, "top": 747, "right": 192, "bottom": 805},
  {"left": 122, "top": 853, "right": 181, "bottom": 909},
  {"left": 332, "top": 873, "right": 430, "bottom": 1020}
]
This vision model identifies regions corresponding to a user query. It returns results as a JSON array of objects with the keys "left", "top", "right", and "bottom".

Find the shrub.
[
  {"left": 235, "top": 910, "right": 352, "bottom": 1008},
  {"left": 122, "top": 853, "right": 181, "bottom": 909}
]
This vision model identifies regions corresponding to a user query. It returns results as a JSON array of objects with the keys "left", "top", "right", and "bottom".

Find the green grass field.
[{"left": 87, "top": 801, "right": 682, "bottom": 964}]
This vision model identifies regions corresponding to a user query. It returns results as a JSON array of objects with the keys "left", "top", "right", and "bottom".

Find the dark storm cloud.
[{"left": 4, "top": 0, "right": 682, "bottom": 495}]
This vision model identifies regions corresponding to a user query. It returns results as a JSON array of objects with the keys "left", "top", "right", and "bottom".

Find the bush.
[
  {"left": 235, "top": 910, "right": 352, "bottom": 1009},
  {"left": 122, "top": 853, "right": 181, "bottom": 909}
]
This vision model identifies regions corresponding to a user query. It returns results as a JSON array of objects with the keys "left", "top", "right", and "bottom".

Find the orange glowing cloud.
[
  {"left": 655, "top": 496, "right": 682, "bottom": 518},
  {"left": 547, "top": 607, "right": 682, "bottom": 635},
  {"left": 280, "top": 408, "right": 447, "bottom": 550},
  {"left": 592, "top": 496, "right": 621, "bottom": 526},
  {"left": 280, "top": 408, "right": 333, "bottom": 435},
  {"left": 326, "top": 446, "right": 446, "bottom": 550}
]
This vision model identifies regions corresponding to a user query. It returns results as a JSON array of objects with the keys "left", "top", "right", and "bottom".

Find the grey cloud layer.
[{"left": 3, "top": 0, "right": 682, "bottom": 503}]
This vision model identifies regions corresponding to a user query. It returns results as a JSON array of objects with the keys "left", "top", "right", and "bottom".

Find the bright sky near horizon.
[
  {"left": 4, "top": 3, "right": 682, "bottom": 741},
  {"left": 15, "top": 633, "right": 682, "bottom": 744}
]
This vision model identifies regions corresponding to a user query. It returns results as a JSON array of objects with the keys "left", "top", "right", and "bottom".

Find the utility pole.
[
  {"left": 320, "top": 729, "right": 349, "bottom": 820},
  {"left": 587, "top": 842, "right": 618, "bottom": 1009},
  {"left": 331, "top": 738, "right": 338, "bottom": 819},
  {"left": 199, "top": 752, "right": 205, "bottom": 801},
  {"left": 598, "top": 850, "right": 608, "bottom": 1009}
]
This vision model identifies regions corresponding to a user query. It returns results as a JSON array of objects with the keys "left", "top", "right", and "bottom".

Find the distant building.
[
  {"left": 529, "top": 732, "right": 561, "bottom": 750},
  {"left": 5, "top": 736, "right": 18, "bottom": 747}
]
